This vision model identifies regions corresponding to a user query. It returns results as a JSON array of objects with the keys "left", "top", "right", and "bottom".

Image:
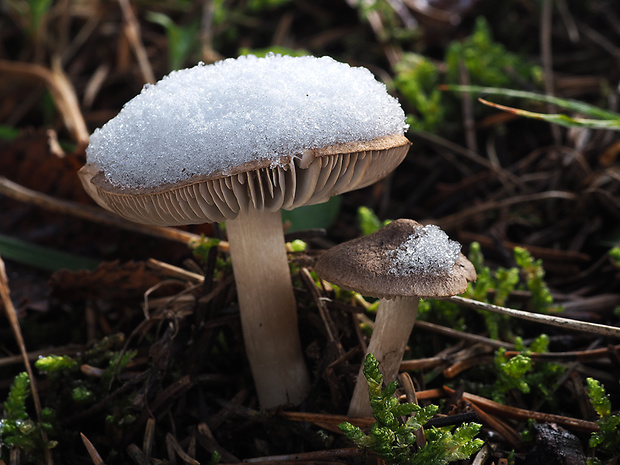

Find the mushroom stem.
[
  {"left": 348, "top": 297, "right": 419, "bottom": 417},
  {"left": 226, "top": 208, "right": 311, "bottom": 408}
]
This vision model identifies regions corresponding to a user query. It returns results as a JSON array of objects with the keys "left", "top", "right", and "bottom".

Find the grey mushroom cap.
[
  {"left": 78, "top": 134, "right": 410, "bottom": 226},
  {"left": 314, "top": 219, "right": 477, "bottom": 299}
]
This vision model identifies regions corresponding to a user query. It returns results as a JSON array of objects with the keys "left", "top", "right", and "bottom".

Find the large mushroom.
[
  {"left": 314, "top": 219, "right": 476, "bottom": 416},
  {"left": 79, "top": 54, "right": 411, "bottom": 408}
]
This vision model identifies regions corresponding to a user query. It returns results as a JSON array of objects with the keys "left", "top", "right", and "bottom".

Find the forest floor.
[{"left": 1, "top": 1, "right": 619, "bottom": 464}]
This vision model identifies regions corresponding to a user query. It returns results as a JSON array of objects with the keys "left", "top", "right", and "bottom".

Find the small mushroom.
[
  {"left": 314, "top": 219, "right": 476, "bottom": 416},
  {"left": 78, "top": 55, "right": 411, "bottom": 408}
]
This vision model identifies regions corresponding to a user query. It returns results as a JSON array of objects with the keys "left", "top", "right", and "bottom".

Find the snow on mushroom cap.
[
  {"left": 387, "top": 225, "right": 461, "bottom": 277},
  {"left": 86, "top": 54, "right": 409, "bottom": 189}
]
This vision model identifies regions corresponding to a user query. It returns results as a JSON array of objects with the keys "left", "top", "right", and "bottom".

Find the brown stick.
[
  {"left": 279, "top": 387, "right": 445, "bottom": 429},
  {"left": 444, "top": 387, "right": 599, "bottom": 433},
  {"left": 0, "top": 255, "right": 53, "bottom": 464},
  {"left": 467, "top": 403, "right": 521, "bottom": 448},
  {"left": 80, "top": 433, "right": 105, "bottom": 465},
  {"left": 412, "top": 320, "right": 514, "bottom": 349},
  {"left": 0, "top": 344, "right": 85, "bottom": 368},
  {"left": 540, "top": 0, "right": 562, "bottom": 144},
  {"left": 117, "top": 0, "right": 155, "bottom": 84},
  {"left": 504, "top": 344, "right": 620, "bottom": 362},
  {"left": 431, "top": 191, "right": 580, "bottom": 229},
  {"left": 300, "top": 267, "right": 345, "bottom": 357},
  {"left": 0, "top": 59, "right": 89, "bottom": 148},
  {"left": 146, "top": 258, "right": 205, "bottom": 283},
  {"left": 242, "top": 447, "right": 362, "bottom": 464},
  {"left": 448, "top": 295, "right": 620, "bottom": 338},
  {"left": 0, "top": 176, "right": 229, "bottom": 251}
]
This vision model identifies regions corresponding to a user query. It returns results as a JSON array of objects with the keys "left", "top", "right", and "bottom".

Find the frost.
[
  {"left": 387, "top": 225, "right": 461, "bottom": 277},
  {"left": 86, "top": 54, "right": 408, "bottom": 188}
]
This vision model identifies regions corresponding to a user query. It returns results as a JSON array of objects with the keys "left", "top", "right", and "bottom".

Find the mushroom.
[
  {"left": 314, "top": 219, "right": 476, "bottom": 416},
  {"left": 78, "top": 54, "right": 411, "bottom": 408}
]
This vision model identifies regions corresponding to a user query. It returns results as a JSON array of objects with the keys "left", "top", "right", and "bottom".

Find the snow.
[
  {"left": 387, "top": 225, "right": 461, "bottom": 277},
  {"left": 86, "top": 54, "right": 408, "bottom": 188}
]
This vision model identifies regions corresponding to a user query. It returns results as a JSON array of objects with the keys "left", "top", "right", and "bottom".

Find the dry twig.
[
  {"left": 241, "top": 448, "right": 362, "bottom": 464},
  {"left": 431, "top": 191, "right": 580, "bottom": 229},
  {"left": 448, "top": 295, "right": 620, "bottom": 338},
  {"left": 80, "top": 433, "right": 105, "bottom": 465},
  {"left": 444, "top": 386, "right": 599, "bottom": 433},
  {"left": 0, "top": 59, "right": 89, "bottom": 148},
  {"left": 0, "top": 176, "right": 229, "bottom": 250},
  {"left": 0, "top": 254, "right": 53, "bottom": 464},
  {"left": 117, "top": 0, "right": 155, "bottom": 84}
]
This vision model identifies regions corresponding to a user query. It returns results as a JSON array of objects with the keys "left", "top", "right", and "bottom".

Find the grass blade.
[
  {"left": 441, "top": 85, "right": 620, "bottom": 130},
  {"left": 0, "top": 234, "right": 99, "bottom": 271},
  {"left": 478, "top": 97, "right": 620, "bottom": 130}
]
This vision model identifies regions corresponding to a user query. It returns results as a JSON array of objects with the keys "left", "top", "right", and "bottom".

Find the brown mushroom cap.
[
  {"left": 78, "top": 134, "right": 410, "bottom": 226},
  {"left": 314, "top": 219, "right": 476, "bottom": 299}
]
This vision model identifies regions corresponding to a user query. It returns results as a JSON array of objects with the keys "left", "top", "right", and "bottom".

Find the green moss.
[
  {"left": 394, "top": 54, "right": 444, "bottom": 132},
  {"left": 445, "top": 17, "right": 541, "bottom": 88},
  {"left": 587, "top": 378, "right": 620, "bottom": 457},
  {"left": 514, "top": 247, "right": 559, "bottom": 313},
  {"left": 490, "top": 335, "right": 565, "bottom": 403},
  {"left": 35, "top": 355, "right": 79, "bottom": 373},
  {"left": 0, "top": 372, "right": 54, "bottom": 461},
  {"left": 357, "top": 206, "right": 391, "bottom": 235},
  {"left": 339, "top": 354, "right": 483, "bottom": 465}
]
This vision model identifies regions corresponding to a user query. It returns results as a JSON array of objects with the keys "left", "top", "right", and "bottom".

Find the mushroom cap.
[
  {"left": 79, "top": 134, "right": 410, "bottom": 225},
  {"left": 314, "top": 219, "right": 477, "bottom": 299},
  {"left": 79, "top": 55, "right": 411, "bottom": 226}
]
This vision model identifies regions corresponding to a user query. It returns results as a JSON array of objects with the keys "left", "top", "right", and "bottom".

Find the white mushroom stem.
[
  {"left": 226, "top": 208, "right": 311, "bottom": 408},
  {"left": 348, "top": 297, "right": 419, "bottom": 417}
]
